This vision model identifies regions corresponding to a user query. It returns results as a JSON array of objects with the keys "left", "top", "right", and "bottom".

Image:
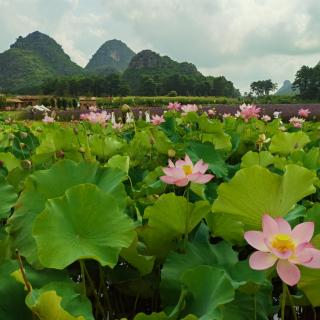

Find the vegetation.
[
  {"left": 0, "top": 31, "right": 83, "bottom": 93},
  {"left": 1, "top": 109, "right": 320, "bottom": 319},
  {"left": 293, "top": 63, "right": 320, "bottom": 100},
  {"left": 250, "top": 79, "right": 278, "bottom": 96},
  {"left": 85, "top": 39, "right": 136, "bottom": 74}
]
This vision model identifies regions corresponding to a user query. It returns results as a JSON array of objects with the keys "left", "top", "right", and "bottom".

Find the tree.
[
  {"left": 250, "top": 79, "right": 277, "bottom": 96},
  {"left": 293, "top": 65, "right": 320, "bottom": 100}
]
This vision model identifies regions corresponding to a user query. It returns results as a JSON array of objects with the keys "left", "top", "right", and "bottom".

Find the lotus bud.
[
  {"left": 21, "top": 160, "right": 32, "bottom": 170},
  {"left": 78, "top": 147, "right": 85, "bottom": 153},
  {"left": 8, "top": 133, "right": 15, "bottom": 140},
  {"left": 20, "top": 132, "right": 28, "bottom": 139},
  {"left": 167, "top": 149, "right": 176, "bottom": 158},
  {"left": 121, "top": 104, "right": 131, "bottom": 113},
  {"left": 19, "top": 143, "right": 26, "bottom": 149},
  {"left": 73, "top": 127, "right": 79, "bottom": 135}
]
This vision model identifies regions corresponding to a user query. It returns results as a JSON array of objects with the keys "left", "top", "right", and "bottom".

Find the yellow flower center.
[
  {"left": 182, "top": 165, "right": 193, "bottom": 175},
  {"left": 271, "top": 234, "right": 295, "bottom": 253}
]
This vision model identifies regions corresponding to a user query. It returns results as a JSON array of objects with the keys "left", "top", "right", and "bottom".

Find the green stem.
[
  {"left": 83, "top": 263, "right": 107, "bottom": 319},
  {"left": 99, "top": 265, "right": 112, "bottom": 312},
  {"left": 184, "top": 186, "right": 190, "bottom": 247},
  {"left": 312, "top": 305, "right": 317, "bottom": 320},
  {"left": 254, "top": 294, "right": 257, "bottom": 320},
  {"left": 79, "top": 260, "right": 86, "bottom": 296},
  {"left": 285, "top": 285, "right": 298, "bottom": 320},
  {"left": 281, "top": 282, "right": 287, "bottom": 320}
]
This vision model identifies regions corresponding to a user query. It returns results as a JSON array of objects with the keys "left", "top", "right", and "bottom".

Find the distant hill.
[
  {"left": 85, "top": 39, "right": 135, "bottom": 74},
  {"left": 275, "top": 80, "right": 299, "bottom": 96},
  {"left": 0, "top": 31, "right": 83, "bottom": 92},
  {"left": 0, "top": 31, "right": 239, "bottom": 97},
  {"left": 123, "top": 49, "right": 204, "bottom": 94}
]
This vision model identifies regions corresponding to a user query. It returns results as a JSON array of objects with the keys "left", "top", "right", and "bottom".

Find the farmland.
[{"left": 1, "top": 103, "right": 320, "bottom": 319}]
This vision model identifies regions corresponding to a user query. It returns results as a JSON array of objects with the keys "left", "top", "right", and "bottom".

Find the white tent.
[{"left": 32, "top": 105, "right": 51, "bottom": 112}]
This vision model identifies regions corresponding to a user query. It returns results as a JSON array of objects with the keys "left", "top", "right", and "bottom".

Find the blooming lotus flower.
[
  {"left": 222, "top": 113, "right": 232, "bottom": 119},
  {"left": 273, "top": 111, "right": 282, "bottom": 119},
  {"left": 42, "top": 115, "right": 55, "bottom": 123},
  {"left": 80, "top": 111, "right": 111, "bottom": 124},
  {"left": 298, "top": 108, "right": 311, "bottom": 118},
  {"left": 181, "top": 104, "right": 198, "bottom": 115},
  {"left": 238, "top": 104, "right": 261, "bottom": 122},
  {"left": 151, "top": 114, "right": 165, "bottom": 126},
  {"left": 207, "top": 108, "right": 216, "bottom": 116},
  {"left": 167, "top": 102, "right": 181, "bottom": 111},
  {"left": 289, "top": 116, "right": 305, "bottom": 128},
  {"left": 245, "top": 214, "right": 320, "bottom": 286},
  {"left": 261, "top": 115, "right": 271, "bottom": 122},
  {"left": 160, "top": 154, "right": 214, "bottom": 187},
  {"left": 89, "top": 105, "right": 98, "bottom": 112}
]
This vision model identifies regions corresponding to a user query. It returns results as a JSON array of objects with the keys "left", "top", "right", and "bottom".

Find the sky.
[{"left": 0, "top": 0, "right": 320, "bottom": 93}]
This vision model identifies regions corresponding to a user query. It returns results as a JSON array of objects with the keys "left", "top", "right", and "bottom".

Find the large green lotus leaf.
[
  {"left": 305, "top": 203, "right": 320, "bottom": 235},
  {"left": 198, "top": 117, "right": 232, "bottom": 150},
  {"left": 140, "top": 194, "right": 210, "bottom": 257},
  {"left": 269, "top": 131, "right": 310, "bottom": 155},
  {"left": 33, "top": 184, "right": 135, "bottom": 269},
  {"left": 150, "top": 129, "right": 173, "bottom": 154},
  {"left": 0, "top": 175, "right": 18, "bottom": 219},
  {"left": 0, "top": 152, "right": 21, "bottom": 172},
  {"left": 181, "top": 265, "right": 235, "bottom": 320},
  {"left": 0, "top": 260, "right": 33, "bottom": 320},
  {"left": 186, "top": 141, "right": 228, "bottom": 178},
  {"left": 206, "top": 212, "right": 244, "bottom": 244},
  {"left": 26, "top": 290, "right": 85, "bottom": 320},
  {"left": 241, "top": 151, "right": 274, "bottom": 168},
  {"left": 120, "top": 237, "right": 156, "bottom": 276},
  {"left": 25, "top": 281, "right": 93, "bottom": 320},
  {"left": 36, "top": 127, "right": 79, "bottom": 154},
  {"left": 161, "top": 223, "right": 238, "bottom": 307},
  {"left": 7, "top": 160, "right": 127, "bottom": 267},
  {"left": 220, "top": 286, "right": 273, "bottom": 320},
  {"left": 107, "top": 155, "right": 130, "bottom": 174},
  {"left": 89, "top": 134, "right": 125, "bottom": 160},
  {"left": 298, "top": 235, "right": 320, "bottom": 306},
  {"left": 212, "top": 165, "right": 316, "bottom": 229},
  {"left": 290, "top": 148, "right": 320, "bottom": 171}
]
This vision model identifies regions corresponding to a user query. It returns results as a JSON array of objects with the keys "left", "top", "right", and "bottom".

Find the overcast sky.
[{"left": 1, "top": 0, "right": 320, "bottom": 93}]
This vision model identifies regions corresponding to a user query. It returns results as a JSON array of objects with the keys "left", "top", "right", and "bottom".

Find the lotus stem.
[
  {"left": 285, "top": 285, "right": 298, "bottom": 320},
  {"left": 16, "top": 249, "right": 32, "bottom": 293},
  {"left": 281, "top": 282, "right": 287, "bottom": 320}
]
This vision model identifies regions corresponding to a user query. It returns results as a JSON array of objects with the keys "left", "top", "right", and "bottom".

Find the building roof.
[{"left": 6, "top": 98, "right": 23, "bottom": 103}]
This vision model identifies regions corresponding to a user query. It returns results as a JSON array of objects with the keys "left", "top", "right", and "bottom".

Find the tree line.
[{"left": 41, "top": 73, "right": 240, "bottom": 98}]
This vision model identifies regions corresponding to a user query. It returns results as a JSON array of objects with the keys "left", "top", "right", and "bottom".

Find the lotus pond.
[{"left": 1, "top": 105, "right": 320, "bottom": 320}]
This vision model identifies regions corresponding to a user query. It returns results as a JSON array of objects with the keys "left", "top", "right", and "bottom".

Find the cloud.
[{"left": 0, "top": 0, "right": 319, "bottom": 92}]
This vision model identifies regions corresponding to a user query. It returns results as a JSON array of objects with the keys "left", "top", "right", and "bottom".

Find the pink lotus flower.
[
  {"left": 80, "top": 111, "right": 111, "bottom": 124},
  {"left": 222, "top": 113, "right": 232, "bottom": 119},
  {"left": 207, "top": 108, "right": 216, "bottom": 116},
  {"left": 167, "top": 102, "right": 181, "bottom": 111},
  {"left": 298, "top": 108, "right": 311, "bottom": 118},
  {"left": 261, "top": 115, "right": 271, "bottom": 122},
  {"left": 181, "top": 104, "right": 198, "bottom": 115},
  {"left": 245, "top": 214, "right": 320, "bottom": 286},
  {"left": 42, "top": 115, "right": 55, "bottom": 123},
  {"left": 238, "top": 104, "right": 261, "bottom": 122},
  {"left": 151, "top": 114, "right": 165, "bottom": 126},
  {"left": 160, "top": 154, "right": 214, "bottom": 187},
  {"left": 289, "top": 116, "right": 305, "bottom": 128}
]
